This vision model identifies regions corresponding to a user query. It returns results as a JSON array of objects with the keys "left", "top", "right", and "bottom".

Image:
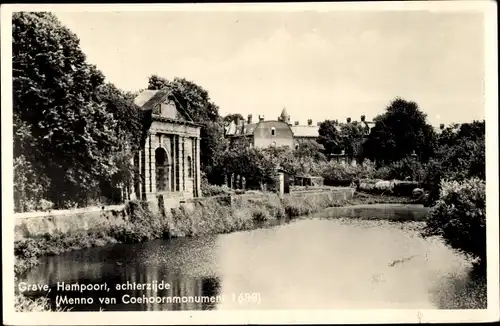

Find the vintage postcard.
[{"left": 2, "top": 1, "right": 498, "bottom": 325}]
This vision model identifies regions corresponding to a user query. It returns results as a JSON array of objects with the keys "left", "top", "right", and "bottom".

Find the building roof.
[
  {"left": 235, "top": 122, "right": 258, "bottom": 136},
  {"left": 225, "top": 121, "right": 259, "bottom": 136},
  {"left": 134, "top": 90, "right": 165, "bottom": 109},
  {"left": 291, "top": 125, "right": 320, "bottom": 138},
  {"left": 134, "top": 89, "right": 194, "bottom": 122}
]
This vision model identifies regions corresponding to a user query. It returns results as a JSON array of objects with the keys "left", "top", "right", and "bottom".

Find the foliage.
[
  {"left": 423, "top": 178, "right": 486, "bottom": 270},
  {"left": 12, "top": 12, "right": 143, "bottom": 210},
  {"left": 318, "top": 161, "right": 377, "bottom": 185},
  {"left": 201, "top": 183, "right": 232, "bottom": 197},
  {"left": 339, "top": 122, "right": 366, "bottom": 163},
  {"left": 294, "top": 139, "right": 326, "bottom": 162},
  {"left": 15, "top": 295, "right": 54, "bottom": 312},
  {"left": 422, "top": 121, "right": 485, "bottom": 205},
  {"left": 317, "top": 120, "right": 342, "bottom": 156},
  {"left": 373, "top": 156, "right": 426, "bottom": 182},
  {"left": 362, "top": 98, "right": 437, "bottom": 166}
]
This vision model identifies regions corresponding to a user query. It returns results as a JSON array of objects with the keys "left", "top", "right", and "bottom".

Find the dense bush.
[
  {"left": 423, "top": 178, "right": 486, "bottom": 270},
  {"left": 318, "top": 160, "right": 376, "bottom": 184},
  {"left": 202, "top": 184, "right": 232, "bottom": 197},
  {"left": 373, "top": 157, "right": 426, "bottom": 182}
]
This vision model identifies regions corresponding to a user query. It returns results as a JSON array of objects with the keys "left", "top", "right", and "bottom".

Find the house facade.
[
  {"left": 131, "top": 90, "right": 202, "bottom": 201},
  {"left": 224, "top": 110, "right": 295, "bottom": 148},
  {"left": 224, "top": 108, "right": 375, "bottom": 153}
]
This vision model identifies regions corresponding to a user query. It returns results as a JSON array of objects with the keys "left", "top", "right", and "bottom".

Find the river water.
[{"left": 20, "top": 204, "right": 486, "bottom": 311}]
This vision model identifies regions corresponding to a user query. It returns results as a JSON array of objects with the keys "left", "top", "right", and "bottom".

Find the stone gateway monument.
[{"left": 132, "top": 90, "right": 202, "bottom": 201}]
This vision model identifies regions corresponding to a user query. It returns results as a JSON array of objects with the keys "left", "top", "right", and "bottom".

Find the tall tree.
[
  {"left": 12, "top": 12, "right": 121, "bottom": 208},
  {"left": 294, "top": 139, "right": 326, "bottom": 162},
  {"left": 94, "top": 83, "right": 150, "bottom": 199},
  {"left": 362, "top": 97, "right": 436, "bottom": 166},
  {"left": 223, "top": 113, "right": 244, "bottom": 124},
  {"left": 317, "top": 120, "right": 342, "bottom": 157},
  {"left": 339, "top": 122, "right": 365, "bottom": 163}
]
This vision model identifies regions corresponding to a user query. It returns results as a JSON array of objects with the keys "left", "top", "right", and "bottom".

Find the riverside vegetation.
[
  {"left": 15, "top": 190, "right": 412, "bottom": 277},
  {"left": 13, "top": 13, "right": 487, "bottom": 311}
]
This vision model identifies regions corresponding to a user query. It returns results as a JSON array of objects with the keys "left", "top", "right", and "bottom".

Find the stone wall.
[
  {"left": 14, "top": 188, "right": 356, "bottom": 240},
  {"left": 14, "top": 205, "right": 127, "bottom": 240}
]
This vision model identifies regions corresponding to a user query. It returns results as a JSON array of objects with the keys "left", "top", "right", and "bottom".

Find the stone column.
[
  {"left": 175, "top": 135, "right": 180, "bottom": 192},
  {"left": 196, "top": 137, "right": 201, "bottom": 197},
  {"left": 150, "top": 134, "right": 156, "bottom": 194},
  {"left": 145, "top": 138, "right": 153, "bottom": 198},
  {"left": 140, "top": 147, "right": 146, "bottom": 200},
  {"left": 171, "top": 135, "right": 176, "bottom": 192},
  {"left": 180, "top": 137, "right": 185, "bottom": 192}
]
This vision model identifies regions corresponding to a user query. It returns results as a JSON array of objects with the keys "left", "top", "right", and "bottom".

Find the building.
[
  {"left": 224, "top": 108, "right": 375, "bottom": 152},
  {"left": 224, "top": 110, "right": 295, "bottom": 148},
  {"left": 131, "top": 90, "right": 202, "bottom": 201}
]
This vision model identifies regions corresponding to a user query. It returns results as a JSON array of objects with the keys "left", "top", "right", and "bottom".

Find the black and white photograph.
[{"left": 2, "top": 2, "right": 498, "bottom": 325}]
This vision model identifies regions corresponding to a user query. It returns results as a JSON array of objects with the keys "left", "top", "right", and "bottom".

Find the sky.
[{"left": 54, "top": 9, "right": 485, "bottom": 126}]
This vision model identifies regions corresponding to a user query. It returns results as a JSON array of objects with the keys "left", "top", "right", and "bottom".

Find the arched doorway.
[{"left": 155, "top": 147, "right": 169, "bottom": 192}]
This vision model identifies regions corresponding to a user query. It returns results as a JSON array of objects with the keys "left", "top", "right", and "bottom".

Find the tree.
[
  {"left": 339, "top": 122, "right": 365, "bottom": 163},
  {"left": 317, "top": 120, "right": 342, "bottom": 157},
  {"left": 13, "top": 12, "right": 121, "bottom": 208},
  {"left": 94, "top": 83, "right": 150, "bottom": 200},
  {"left": 423, "top": 121, "right": 485, "bottom": 206},
  {"left": 200, "top": 118, "right": 229, "bottom": 184},
  {"left": 294, "top": 139, "right": 326, "bottom": 162},
  {"left": 147, "top": 75, "right": 225, "bottom": 174},
  {"left": 363, "top": 97, "right": 436, "bottom": 166}
]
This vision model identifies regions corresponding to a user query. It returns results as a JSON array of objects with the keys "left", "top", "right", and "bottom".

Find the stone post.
[{"left": 278, "top": 172, "right": 285, "bottom": 197}]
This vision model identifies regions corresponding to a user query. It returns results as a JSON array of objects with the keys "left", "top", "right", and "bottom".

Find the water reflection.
[
  {"left": 21, "top": 205, "right": 486, "bottom": 311},
  {"left": 22, "top": 239, "right": 223, "bottom": 311}
]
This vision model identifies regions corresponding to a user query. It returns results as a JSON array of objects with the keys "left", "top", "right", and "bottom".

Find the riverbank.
[
  {"left": 14, "top": 190, "right": 417, "bottom": 311},
  {"left": 14, "top": 190, "right": 417, "bottom": 274}
]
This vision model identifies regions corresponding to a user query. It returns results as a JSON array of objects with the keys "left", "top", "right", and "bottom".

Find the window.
[
  {"left": 153, "top": 104, "right": 161, "bottom": 115},
  {"left": 271, "top": 127, "right": 276, "bottom": 136},
  {"left": 295, "top": 144, "right": 299, "bottom": 150},
  {"left": 187, "top": 156, "right": 193, "bottom": 178}
]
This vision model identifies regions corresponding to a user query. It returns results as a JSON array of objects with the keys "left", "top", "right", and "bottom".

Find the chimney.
[
  {"left": 361, "top": 115, "right": 366, "bottom": 122},
  {"left": 307, "top": 119, "right": 312, "bottom": 126},
  {"left": 259, "top": 115, "right": 264, "bottom": 121},
  {"left": 346, "top": 117, "right": 352, "bottom": 123},
  {"left": 440, "top": 123, "right": 445, "bottom": 130},
  {"left": 247, "top": 114, "right": 252, "bottom": 124},
  {"left": 317, "top": 122, "right": 321, "bottom": 126},
  {"left": 235, "top": 116, "right": 240, "bottom": 126},
  {"left": 294, "top": 121, "right": 299, "bottom": 126}
]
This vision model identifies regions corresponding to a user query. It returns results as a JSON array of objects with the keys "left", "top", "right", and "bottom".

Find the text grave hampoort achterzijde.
[{"left": 17, "top": 281, "right": 262, "bottom": 308}]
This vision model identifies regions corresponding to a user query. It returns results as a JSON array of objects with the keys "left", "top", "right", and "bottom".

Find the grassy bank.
[
  {"left": 14, "top": 190, "right": 413, "bottom": 275},
  {"left": 14, "top": 190, "right": 413, "bottom": 311}
]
